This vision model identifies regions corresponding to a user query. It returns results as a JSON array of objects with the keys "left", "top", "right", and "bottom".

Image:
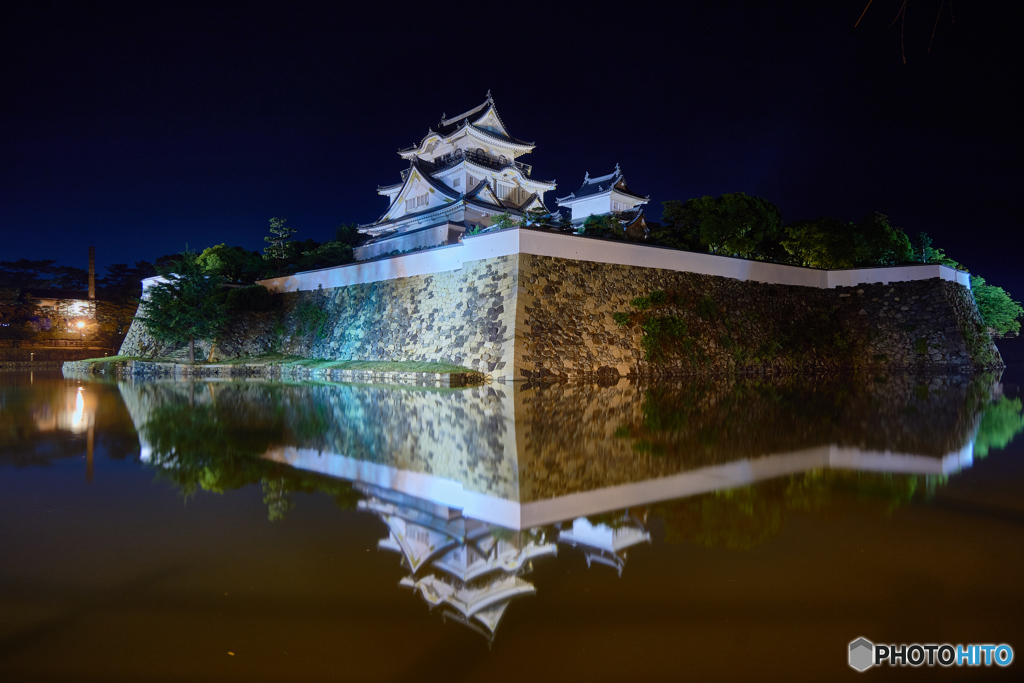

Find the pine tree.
[
  {"left": 263, "top": 217, "right": 297, "bottom": 260},
  {"left": 135, "top": 250, "right": 227, "bottom": 363}
]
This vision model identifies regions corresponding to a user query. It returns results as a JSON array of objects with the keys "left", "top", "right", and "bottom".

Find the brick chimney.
[{"left": 88, "top": 246, "right": 95, "bottom": 300}]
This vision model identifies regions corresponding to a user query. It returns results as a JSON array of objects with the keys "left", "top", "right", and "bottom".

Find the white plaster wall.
[
  {"left": 565, "top": 195, "right": 610, "bottom": 221},
  {"left": 260, "top": 228, "right": 971, "bottom": 294},
  {"left": 264, "top": 242, "right": 465, "bottom": 293}
]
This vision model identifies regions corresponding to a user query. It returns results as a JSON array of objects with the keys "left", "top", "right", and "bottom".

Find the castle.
[{"left": 354, "top": 92, "right": 648, "bottom": 260}]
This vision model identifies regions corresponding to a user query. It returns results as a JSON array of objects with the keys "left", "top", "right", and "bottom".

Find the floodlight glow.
[{"left": 76, "top": 321, "right": 85, "bottom": 328}]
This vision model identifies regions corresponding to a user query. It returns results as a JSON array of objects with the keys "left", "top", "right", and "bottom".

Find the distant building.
[
  {"left": 355, "top": 92, "right": 557, "bottom": 261},
  {"left": 27, "top": 288, "right": 96, "bottom": 323},
  {"left": 556, "top": 164, "right": 650, "bottom": 237}
]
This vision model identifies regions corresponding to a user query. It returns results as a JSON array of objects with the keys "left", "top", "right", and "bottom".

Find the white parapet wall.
[{"left": 258, "top": 228, "right": 970, "bottom": 293}]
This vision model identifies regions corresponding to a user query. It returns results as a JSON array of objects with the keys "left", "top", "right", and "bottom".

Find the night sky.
[{"left": 2, "top": 2, "right": 1020, "bottom": 294}]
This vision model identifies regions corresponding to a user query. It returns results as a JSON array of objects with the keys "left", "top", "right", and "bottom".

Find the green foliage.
[
  {"left": 781, "top": 217, "right": 856, "bottom": 268},
  {"left": 914, "top": 338, "right": 929, "bottom": 355},
  {"left": 973, "top": 397, "right": 1024, "bottom": 457},
  {"left": 491, "top": 212, "right": 520, "bottom": 230},
  {"left": 197, "top": 244, "right": 267, "bottom": 283},
  {"left": 640, "top": 315, "right": 689, "bottom": 362},
  {"left": 696, "top": 295, "right": 718, "bottom": 321},
  {"left": 522, "top": 207, "right": 554, "bottom": 227},
  {"left": 294, "top": 240, "right": 354, "bottom": 272},
  {"left": 143, "top": 400, "right": 357, "bottom": 521},
  {"left": 853, "top": 212, "right": 914, "bottom": 266},
  {"left": 135, "top": 250, "right": 228, "bottom": 362},
  {"left": 971, "top": 275, "right": 1023, "bottom": 336},
  {"left": 630, "top": 296, "right": 652, "bottom": 311},
  {"left": 579, "top": 214, "right": 624, "bottom": 239},
  {"left": 614, "top": 291, "right": 693, "bottom": 362},
  {"left": 651, "top": 193, "right": 784, "bottom": 259},
  {"left": 783, "top": 213, "right": 913, "bottom": 268},
  {"left": 226, "top": 284, "right": 276, "bottom": 312},
  {"left": 333, "top": 223, "right": 364, "bottom": 247},
  {"left": 294, "top": 292, "right": 329, "bottom": 338},
  {"left": 264, "top": 217, "right": 297, "bottom": 260},
  {"left": 655, "top": 470, "right": 921, "bottom": 549}
]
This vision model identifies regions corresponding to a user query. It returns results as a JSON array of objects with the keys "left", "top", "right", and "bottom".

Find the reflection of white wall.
[
  {"left": 256, "top": 442, "right": 973, "bottom": 531},
  {"left": 261, "top": 228, "right": 971, "bottom": 294}
]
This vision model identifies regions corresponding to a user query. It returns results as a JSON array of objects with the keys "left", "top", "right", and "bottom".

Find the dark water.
[{"left": 1, "top": 367, "right": 1023, "bottom": 681}]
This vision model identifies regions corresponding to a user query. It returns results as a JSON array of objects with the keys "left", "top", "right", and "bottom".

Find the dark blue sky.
[{"left": 2, "top": 2, "right": 1020, "bottom": 294}]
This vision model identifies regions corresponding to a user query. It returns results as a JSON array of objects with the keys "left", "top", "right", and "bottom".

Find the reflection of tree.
[
  {"left": 655, "top": 470, "right": 924, "bottom": 550},
  {"left": 142, "top": 400, "right": 356, "bottom": 520},
  {"left": 973, "top": 397, "right": 1024, "bottom": 458},
  {"left": 617, "top": 373, "right": 992, "bottom": 464}
]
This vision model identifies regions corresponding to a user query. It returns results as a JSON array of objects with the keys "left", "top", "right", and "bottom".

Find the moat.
[{"left": 2, "top": 365, "right": 1022, "bottom": 681}]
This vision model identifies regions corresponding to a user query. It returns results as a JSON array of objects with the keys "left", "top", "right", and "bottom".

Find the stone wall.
[
  {"left": 120, "top": 251, "right": 1001, "bottom": 380},
  {"left": 121, "top": 255, "right": 521, "bottom": 377},
  {"left": 514, "top": 254, "right": 1001, "bottom": 379}
]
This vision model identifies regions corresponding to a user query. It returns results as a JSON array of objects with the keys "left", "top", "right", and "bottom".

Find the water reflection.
[
  {"left": 0, "top": 372, "right": 138, "bottom": 473},
  {"left": 8, "top": 369, "right": 1023, "bottom": 644},
  {"left": 117, "top": 373, "right": 999, "bottom": 527}
]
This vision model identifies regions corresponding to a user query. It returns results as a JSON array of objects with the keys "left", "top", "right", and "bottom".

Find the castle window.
[
  {"left": 453, "top": 177, "right": 461, "bottom": 187},
  {"left": 405, "top": 194, "right": 428, "bottom": 211}
]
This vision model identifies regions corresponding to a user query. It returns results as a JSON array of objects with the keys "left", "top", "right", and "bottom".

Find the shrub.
[{"left": 226, "top": 285, "right": 276, "bottom": 312}]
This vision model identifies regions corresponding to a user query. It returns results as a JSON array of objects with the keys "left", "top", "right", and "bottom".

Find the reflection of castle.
[
  {"left": 357, "top": 484, "right": 557, "bottom": 642},
  {"left": 557, "top": 513, "right": 651, "bottom": 577},
  {"left": 357, "top": 482, "right": 656, "bottom": 642}
]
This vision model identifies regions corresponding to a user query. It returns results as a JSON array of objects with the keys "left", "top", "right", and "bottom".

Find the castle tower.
[{"left": 355, "top": 93, "right": 557, "bottom": 260}]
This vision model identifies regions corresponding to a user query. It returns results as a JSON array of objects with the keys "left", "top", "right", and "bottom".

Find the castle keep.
[{"left": 119, "top": 94, "right": 1001, "bottom": 377}]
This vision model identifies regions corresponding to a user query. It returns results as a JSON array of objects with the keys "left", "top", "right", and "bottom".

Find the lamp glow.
[{"left": 76, "top": 321, "right": 85, "bottom": 329}]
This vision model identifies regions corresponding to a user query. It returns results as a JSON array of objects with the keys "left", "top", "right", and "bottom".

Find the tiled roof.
[{"left": 556, "top": 164, "right": 649, "bottom": 204}]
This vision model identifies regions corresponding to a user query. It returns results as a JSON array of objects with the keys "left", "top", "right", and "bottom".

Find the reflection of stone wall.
[
  {"left": 516, "top": 373, "right": 993, "bottom": 502},
  {"left": 120, "top": 380, "right": 519, "bottom": 500},
  {"left": 516, "top": 254, "right": 1001, "bottom": 378}
]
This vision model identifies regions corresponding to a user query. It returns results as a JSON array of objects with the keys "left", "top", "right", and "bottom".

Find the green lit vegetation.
[
  {"left": 973, "top": 397, "right": 1024, "bottom": 458},
  {"left": 971, "top": 276, "right": 1023, "bottom": 337},
  {"left": 133, "top": 250, "right": 228, "bottom": 364},
  {"left": 645, "top": 192, "right": 1021, "bottom": 335},
  {"left": 142, "top": 400, "right": 358, "bottom": 521},
  {"left": 654, "top": 470, "right": 927, "bottom": 550}
]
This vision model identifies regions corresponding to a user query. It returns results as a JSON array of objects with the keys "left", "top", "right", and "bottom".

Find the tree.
[
  {"left": 263, "top": 217, "right": 297, "bottom": 260},
  {"left": 971, "top": 275, "right": 1023, "bottom": 337},
  {"left": 196, "top": 244, "right": 266, "bottom": 283},
  {"left": 782, "top": 217, "right": 857, "bottom": 268},
  {"left": 334, "top": 223, "right": 364, "bottom": 247},
  {"left": 0, "top": 287, "right": 40, "bottom": 340},
  {"left": 579, "top": 213, "right": 624, "bottom": 239},
  {"left": 651, "top": 193, "right": 784, "bottom": 259},
  {"left": 491, "top": 212, "right": 519, "bottom": 230},
  {"left": 852, "top": 212, "right": 914, "bottom": 266},
  {"left": 0, "top": 259, "right": 58, "bottom": 289},
  {"left": 135, "top": 250, "right": 227, "bottom": 363}
]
